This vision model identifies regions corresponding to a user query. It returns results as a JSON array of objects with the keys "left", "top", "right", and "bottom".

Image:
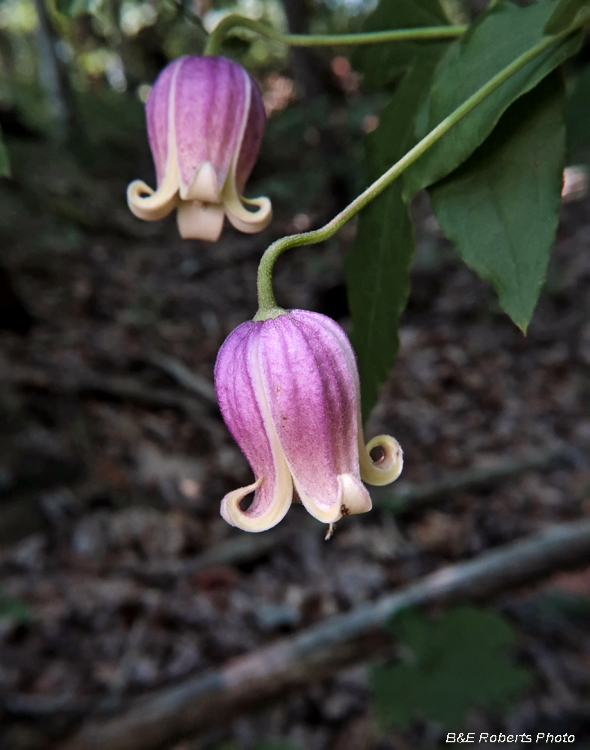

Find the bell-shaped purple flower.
[
  {"left": 127, "top": 55, "right": 271, "bottom": 241},
  {"left": 214, "top": 310, "right": 403, "bottom": 534}
]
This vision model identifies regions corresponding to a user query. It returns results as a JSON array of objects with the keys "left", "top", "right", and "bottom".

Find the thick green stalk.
[
  {"left": 254, "top": 30, "right": 574, "bottom": 319},
  {"left": 204, "top": 14, "right": 466, "bottom": 56}
]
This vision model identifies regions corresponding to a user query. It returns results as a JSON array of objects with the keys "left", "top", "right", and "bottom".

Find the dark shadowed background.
[{"left": 1, "top": 0, "right": 590, "bottom": 748}]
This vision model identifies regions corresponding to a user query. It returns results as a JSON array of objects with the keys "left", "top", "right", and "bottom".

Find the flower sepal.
[
  {"left": 214, "top": 310, "right": 404, "bottom": 535},
  {"left": 127, "top": 55, "right": 272, "bottom": 241}
]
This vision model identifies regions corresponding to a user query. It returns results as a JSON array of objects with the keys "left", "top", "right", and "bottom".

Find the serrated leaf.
[
  {"left": 370, "top": 606, "right": 534, "bottom": 730},
  {"left": 403, "top": 0, "right": 581, "bottom": 199},
  {"left": 56, "top": 0, "right": 92, "bottom": 17},
  {"left": 429, "top": 72, "right": 566, "bottom": 332},
  {"left": 545, "top": 0, "right": 590, "bottom": 35},
  {"left": 352, "top": 0, "right": 450, "bottom": 89},
  {"left": 0, "top": 126, "right": 10, "bottom": 178},
  {"left": 344, "top": 57, "right": 440, "bottom": 418}
]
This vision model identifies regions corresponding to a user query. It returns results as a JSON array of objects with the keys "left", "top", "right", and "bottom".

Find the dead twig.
[
  {"left": 60, "top": 518, "right": 590, "bottom": 750},
  {"left": 115, "top": 526, "right": 293, "bottom": 585},
  {"left": 375, "top": 444, "right": 580, "bottom": 513},
  {"left": 101, "top": 616, "right": 150, "bottom": 710},
  {"left": 4, "top": 693, "right": 91, "bottom": 717},
  {"left": 146, "top": 353, "right": 218, "bottom": 406},
  {"left": 1, "top": 364, "right": 209, "bottom": 421},
  {"left": 116, "top": 444, "right": 582, "bottom": 584}
]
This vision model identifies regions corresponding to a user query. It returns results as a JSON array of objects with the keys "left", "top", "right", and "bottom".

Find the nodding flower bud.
[
  {"left": 214, "top": 310, "right": 403, "bottom": 536},
  {"left": 127, "top": 55, "right": 271, "bottom": 242}
]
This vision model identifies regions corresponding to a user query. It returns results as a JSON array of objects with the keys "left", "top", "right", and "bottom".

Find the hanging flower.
[
  {"left": 127, "top": 55, "right": 271, "bottom": 241},
  {"left": 214, "top": 310, "right": 403, "bottom": 535}
]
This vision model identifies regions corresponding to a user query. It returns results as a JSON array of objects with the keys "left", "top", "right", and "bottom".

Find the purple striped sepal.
[
  {"left": 214, "top": 310, "right": 403, "bottom": 535},
  {"left": 127, "top": 55, "right": 271, "bottom": 241}
]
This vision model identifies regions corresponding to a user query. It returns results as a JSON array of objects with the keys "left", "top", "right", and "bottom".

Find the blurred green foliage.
[
  {"left": 254, "top": 741, "right": 303, "bottom": 750},
  {"left": 566, "top": 61, "right": 590, "bottom": 161},
  {"left": 209, "top": 740, "right": 302, "bottom": 750},
  {"left": 545, "top": 0, "right": 590, "bottom": 34},
  {"left": 0, "top": 589, "right": 32, "bottom": 623},
  {"left": 0, "top": 0, "right": 377, "bottom": 207},
  {"left": 0, "top": 128, "right": 9, "bottom": 175},
  {"left": 352, "top": 0, "right": 450, "bottom": 89},
  {"left": 55, "top": 0, "right": 92, "bottom": 16},
  {"left": 370, "top": 606, "right": 534, "bottom": 730}
]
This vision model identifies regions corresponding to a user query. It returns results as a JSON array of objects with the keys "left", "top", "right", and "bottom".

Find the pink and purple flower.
[
  {"left": 127, "top": 55, "right": 271, "bottom": 241},
  {"left": 214, "top": 310, "right": 403, "bottom": 534}
]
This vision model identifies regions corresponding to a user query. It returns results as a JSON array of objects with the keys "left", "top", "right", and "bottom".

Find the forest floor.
[{"left": 0, "top": 111, "right": 590, "bottom": 750}]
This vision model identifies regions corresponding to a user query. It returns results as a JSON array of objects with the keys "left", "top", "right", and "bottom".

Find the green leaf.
[
  {"left": 370, "top": 606, "right": 534, "bottom": 730},
  {"left": 352, "top": 0, "right": 451, "bottom": 89},
  {"left": 254, "top": 742, "right": 302, "bottom": 750},
  {"left": 545, "top": 0, "right": 590, "bottom": 35},
  {"left": 344, "top": 57, "right": 441, "bottom": 418},
  {"left": 440, "top": 0, "right": 469, "bottom": 25},
  {"left": 429, "top": 72, "right": 566, "bottom": 332},
  {"left": 525, "top": 591, "right": 590, "bottom": 625},
  {"left": 566, "top": 62, "right": 590, "bottom": 161},
  {"left": 0, "top": 593, "right": 32, "bottom": 623},
  {"left": 346, "top": 184, "right": 413, "bottom": 420},
  {"left": 56, "top": 0, "right": 92, "bottom": 17},
  {"left": 0, "top": 126, "right": 10, "bottom": 178},
  {"left": 403, "top": 0, "right": 581, "bottom": 199}
]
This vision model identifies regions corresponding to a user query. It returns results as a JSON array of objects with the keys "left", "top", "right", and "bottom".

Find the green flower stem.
[
  {"left": 254, "top": 28, "right": 577, "bottom": 320},
  {"left": 204, "top": 14, "right": 467, "bottom": 56}
]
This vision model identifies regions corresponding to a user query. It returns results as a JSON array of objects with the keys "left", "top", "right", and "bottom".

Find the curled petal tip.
[
  {"left": 127, "top": 138, "right": 180, "bottom": 222},
  {"left": 220, "top": 476, "right": 263, "bottom": 530},
  {"left": 177, "top": 200, "right": 225, "bottom": 241},
  {"left": 127, "top": 179, "right": 178, "bottom": 222},
  {"left": 224, "top": 190, "right": 272, "bottom": 234},
  {"left": 220, "top": 475, "right": 292, "bottom": 533},
  {"left": 360, "top": 435, "right": 404, "bottom": 486}
]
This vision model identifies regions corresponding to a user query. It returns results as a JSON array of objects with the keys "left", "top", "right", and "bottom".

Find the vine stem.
[
  {"left": 254, "top": 28, "right": 577, "bottom": 319},
  {"left": 204, "top": 14, "right": 467, "bottom": 56}
]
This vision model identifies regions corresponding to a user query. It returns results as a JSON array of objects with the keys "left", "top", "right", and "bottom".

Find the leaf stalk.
[
  {"left": 254, "top": 24, "right": 583, "bottom": 319},
  {"left": 204, "top": 14, "right": 467, "bottom": 57}
]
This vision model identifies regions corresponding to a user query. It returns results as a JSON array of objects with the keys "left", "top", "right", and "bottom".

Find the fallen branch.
[
  {"left": 60, "top": 518, "right": 590, "bottom": 750},
  {"left": 115, "top": 444, "right": 580, "bottom": 584},
  {"left": 4, "top": 693, "right": 91, "bottom": 717},
  {"left": 1, "top": 364, "right": 209, "bottom": 421},
  {"left": 146, "top": 353, "right": 218, "bottom": 405},
  {"left": 375, "top": 443, "right": 579, "bottom": 513},
  {"left": 114, "top": 526, "right": 294, "bottom": 585},
  {"left": 125, "top": 443, "right": 580, "bottom": 582}
]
